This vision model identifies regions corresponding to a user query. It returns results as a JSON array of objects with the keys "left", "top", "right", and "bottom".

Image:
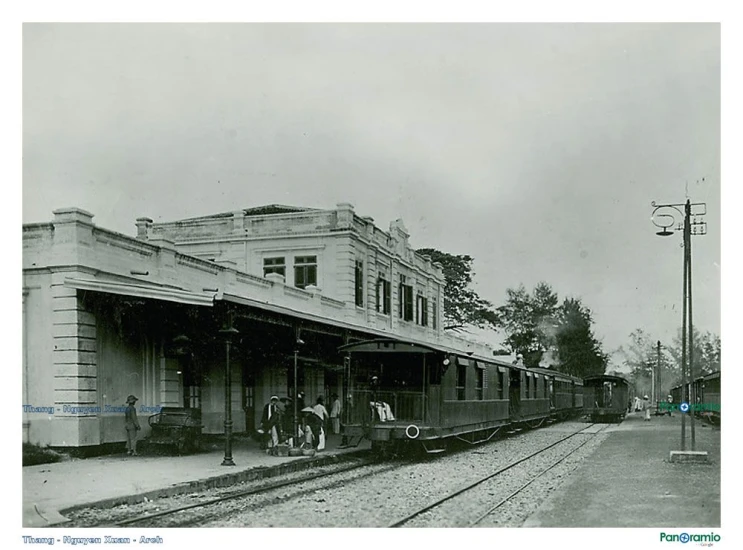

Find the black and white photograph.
[{"left": 11, "top": 4, "right": 734, "bottom": 547}]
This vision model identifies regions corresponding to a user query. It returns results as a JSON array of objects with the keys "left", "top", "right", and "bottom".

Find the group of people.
[
  {"left": 119, "top": 391, "right": 344, "bottom": 457},
  {"left": 629, "top": 394, "right": 674, "bottom": 421},
  {"left": 260, "top": 393, "right": 343, "bottom": 452}
]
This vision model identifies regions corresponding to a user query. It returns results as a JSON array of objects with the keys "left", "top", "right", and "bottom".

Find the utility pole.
[
  {"left": 651, "top": 197, "right": 707, "bottom": 452},
  {"left": 686, "top": 200, "right": 696, "bottom": 450},
  {"left": 657, "top": 340, "right": 662, "bottom": 409}
]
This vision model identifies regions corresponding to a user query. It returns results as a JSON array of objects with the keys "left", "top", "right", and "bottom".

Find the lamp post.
[
  {"left": 219, "top": 324, "right": 239, "bottom": 466},
  {"left": 293, "top": 334, "right": 305, "bottom": 447},
  {"left": 651, "top": 198, "right": 706, "bottom": 451},
  {"left": 657, "top": 340, "right": 662, "bottom": 411}
]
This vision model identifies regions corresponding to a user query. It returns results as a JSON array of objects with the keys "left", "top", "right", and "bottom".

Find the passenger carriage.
[
  {"left": 671, "top": 371, "right": 720, "bottom": 425},
  {"left": 583, "top": 374, "right": 630, "bottom": 423},
  {"left": 695, "top": 371, "right": 720, "bottom": 424},
  {"left": 337, "top": 338, "right": 555, "bottom": 454},
  {"left": 530, "top": 367, "right": 584, "bottom": 420}
]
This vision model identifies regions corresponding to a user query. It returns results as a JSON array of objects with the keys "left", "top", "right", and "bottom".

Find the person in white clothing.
[{"left": 330, "top": 394, "right": 342, "bottom": 435}]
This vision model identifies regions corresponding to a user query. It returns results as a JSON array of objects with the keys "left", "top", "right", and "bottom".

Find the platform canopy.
[{"left": 64, "top": 277, "right": 216, "bottom": 307}]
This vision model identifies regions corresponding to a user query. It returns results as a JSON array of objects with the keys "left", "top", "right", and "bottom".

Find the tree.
[
  {"left": 616, "top": 329, "right": 677, "bottom": 398},
  {"left": 416, "top": 248, "right": 499, "bottom": 330},
  {"left": 496, "top": 282, "right": 559, "bottom": 367},
  {"left": 665, "top": 328, "right": 721, "bottom": 385},
  {"left": 554, "top": 297, "right": 608, "bottom": 377},
  {"left": 497, "top": 284, "right": 608, "bottom": 375}
]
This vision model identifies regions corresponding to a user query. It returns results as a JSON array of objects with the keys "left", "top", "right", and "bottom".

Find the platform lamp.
[
  {"left": 219, "top": 323, "right": 239, "bottom": 466},
  {"left": 293, "top": 333, "right": 305, "bottom": 447},
  {"left": 651, "top": 198, "right": 707, "bottom": 452}
]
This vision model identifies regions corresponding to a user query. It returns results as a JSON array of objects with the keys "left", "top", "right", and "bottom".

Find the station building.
[{"left": 22, "top": 203, "right": 495, "bottom": 449}]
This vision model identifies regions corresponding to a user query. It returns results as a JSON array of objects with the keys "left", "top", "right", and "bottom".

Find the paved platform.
[
  {"left": 22, "top": 433, "right": 370, "bottom": 528},
  {"left": 523, "top": 411, "right": 721, "bottom": 527}
]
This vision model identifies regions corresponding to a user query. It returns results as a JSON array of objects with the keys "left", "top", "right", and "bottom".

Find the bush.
[{"left": 22, "top": 443, "right": 67, "bottom": 466}]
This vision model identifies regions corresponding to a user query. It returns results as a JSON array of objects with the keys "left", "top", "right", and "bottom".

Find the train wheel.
[{"left": 371, "top": 440, "right": 393, "bottom": 459}]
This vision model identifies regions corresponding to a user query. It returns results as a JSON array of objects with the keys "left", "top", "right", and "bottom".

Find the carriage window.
[
  {"left": 456, "top": 363, "right": 466, "bottom": 400},
  {"left": 525, "top": 375, "right": 530, "bottom": 399},
  {"left": 475, "top": 368, "right": 484, "bottom": 400}
]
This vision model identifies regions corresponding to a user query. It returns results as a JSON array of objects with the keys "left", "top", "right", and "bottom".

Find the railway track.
[
  {"left": 110, "top": 456, "right": 394, "bottom": 527},
  {"left": 388, "top": 423, "right": 608, "bottom": 528},
  {"left": 72, "top": 417, "right": 597, "bottom": 528}
]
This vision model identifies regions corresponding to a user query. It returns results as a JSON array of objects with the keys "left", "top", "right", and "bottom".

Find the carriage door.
[
  {"left": 571, "top": 381, "right": 575, "bottom": 408},
  {"left": 550, "top": 379, "right": 555, "bottom": 409},
  {"left": 509, "top": 368, "right": 522, "bottom": 419}
]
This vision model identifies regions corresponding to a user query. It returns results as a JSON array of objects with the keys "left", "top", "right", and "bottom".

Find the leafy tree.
[
  {"left": 665, "top": 327, "right": 721, "bottom": 385},
  {"left": 496, "top": 282, "right": 559, "bottom": 367},
  {"left": 616, "top": 329, "right": 676, "bottom": 398},
  {"left": 416, "top": 248, "right": 499, "bottom": 330},
  {"left": 554, "top": 297, "right": 608, "bottom": 377},
  {"left": 497, "top": 284, "right": 608, "bottom": 375}
]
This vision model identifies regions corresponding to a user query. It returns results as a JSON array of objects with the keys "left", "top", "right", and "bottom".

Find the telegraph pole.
[
  {"left": 651, "top": 197, "right": 707, "bottom": 452},
  {"left": 657, "top": 340, "right": 662, "bottom": 409}
]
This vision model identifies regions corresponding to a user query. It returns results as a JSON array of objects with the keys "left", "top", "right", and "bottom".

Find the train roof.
[
  {"left": 583, "top": 373, "right": 630, "bottom": 385},
  {"left": 529, "top": 367, "right": 583, "bottom": 383},
  {"left": 669, "top": 370, "right": 720, "bottom": 390},
  {"left": 338, "top": 337, "right": 527, "bottom": 371}
]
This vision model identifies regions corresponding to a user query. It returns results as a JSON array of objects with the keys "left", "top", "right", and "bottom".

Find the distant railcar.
[
  {"left": 670, "top": 371, "right": 720, "bottom": 425},
  {"left": 696, "top": 371, "right": 720, "bottom": 424},
  {"left": 583, "top": 374, "right": 630, "bottom": 423}
]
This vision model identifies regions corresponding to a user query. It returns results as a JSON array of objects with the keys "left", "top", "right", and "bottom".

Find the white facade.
[{"left": 146, "top": 203, "right": 447, "bottom": 341}]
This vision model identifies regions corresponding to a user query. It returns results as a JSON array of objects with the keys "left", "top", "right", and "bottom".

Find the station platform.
[
  {"left": 22, "top": 433, "right": 370, "bottom": 528},
  {"left": 523, "top": 411, "right": 721, "bottom": 528}
]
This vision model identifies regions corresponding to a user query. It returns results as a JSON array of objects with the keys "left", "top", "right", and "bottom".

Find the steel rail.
[
  {"left": 387, "top": 423, "right": 601, "bottom": 528},
  {"left": 468, "top": 424, "right": 609, "bottom": 526},
  {"left": 112, "top": 456, "right": 385, "bottom": 527}
]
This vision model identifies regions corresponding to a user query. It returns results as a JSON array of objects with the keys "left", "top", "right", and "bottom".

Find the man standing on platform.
[
  {"left": 261, "top": 396, "right": 282, "bottom": 450},
  {"left": 124, "top": 395, "right": 141, "bottom": 456}
]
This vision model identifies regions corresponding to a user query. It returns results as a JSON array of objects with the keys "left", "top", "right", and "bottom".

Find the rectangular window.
[
  {"left": 399, "top": 275, "right": 413, "bottom": 321},
  {"left": 354, "top": 260, "right": 364, "bottom": 307},
  {"left": 456, "top": 363, "right": 467, "bottom": 401},
  {"left": 416, "top": 294, "right": 428, "bottom": 326},
  {"left": 525, "top": 374, "right": 531, "bottom": 399},
  {"left": 432, "top": 299, "right": 437, "bottom": 329},
  {"left": 185, "top": 386, "right": 201, "bottom": 409},
  {"left": 294, "top": 256, "right": 317, "bottom": 289},
  {"left": 475, "top": 368, "right": 484, "bottom": 400},
  {"left": 376, "top": 277, "right": 391, "bottom": 315},
  {"left": 498, "top": 369, "right": 506, "bottom": 399},
  {"left": 263, "top": 256, "right": 286, "bottom": 278}
]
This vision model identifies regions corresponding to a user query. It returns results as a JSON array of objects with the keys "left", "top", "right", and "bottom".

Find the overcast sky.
[{"left": 22, "top": 23, "right": 721, "bottom": 365}]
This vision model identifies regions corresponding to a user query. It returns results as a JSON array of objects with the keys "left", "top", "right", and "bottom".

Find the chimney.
[{"left": 135, "top": 217, "right": 153, "bottom": 240}]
